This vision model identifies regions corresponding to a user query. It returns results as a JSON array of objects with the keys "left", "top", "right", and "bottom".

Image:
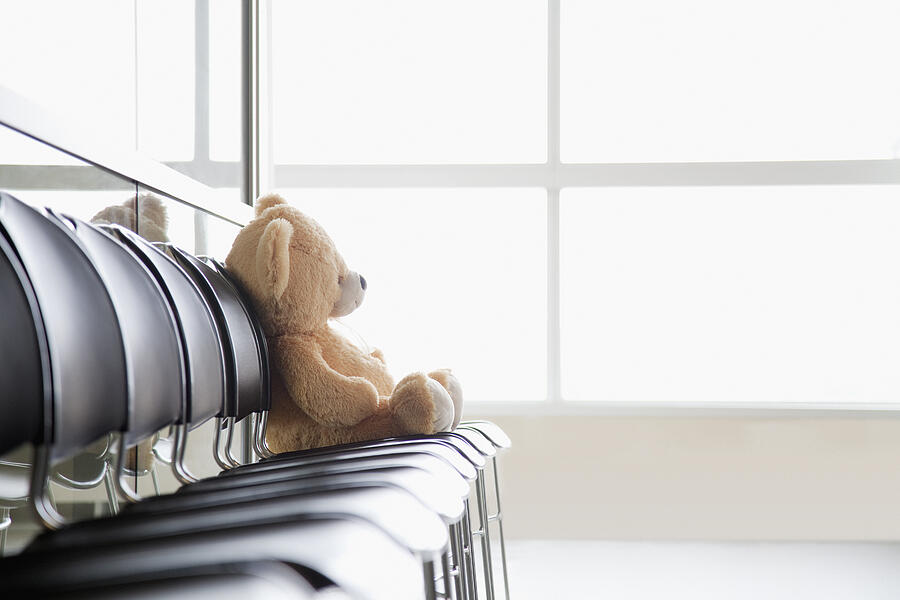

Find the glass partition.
[
  {"left": 0, "top": 124, "right": 246, "bottom": 552},
  {"left": 0, "top": 125, "right": 137, "bottom": 222}
]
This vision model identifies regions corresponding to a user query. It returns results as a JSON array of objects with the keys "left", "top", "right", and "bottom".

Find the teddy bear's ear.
[
  {"left": 254, "top": 193, "right": 287, "bottom": 217},
  {"left": 255, "top": 218, "right": 294, "bottom": 301}
]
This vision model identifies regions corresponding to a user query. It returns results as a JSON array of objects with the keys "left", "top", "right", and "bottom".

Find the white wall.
[{"left": 475, "top": 414, "right": 900, "bottom": 541}]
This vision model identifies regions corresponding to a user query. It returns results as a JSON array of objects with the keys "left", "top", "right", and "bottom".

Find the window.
[
  {"left": 0, "top": 0, "right": 243, "bottom": 196},
  {"left": 5, "top": 1, "right": 898, "bottom": 408},
  {"left": 268, "top": 0, "right": 900, "bottom": 408}
]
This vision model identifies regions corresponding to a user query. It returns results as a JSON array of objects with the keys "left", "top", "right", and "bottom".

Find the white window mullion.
[
  {"left": 272, "top": 160, "right": 900, "bottom": 189},
  {"left": 547, "top": 0, "right": 562, "bottom": 403}
]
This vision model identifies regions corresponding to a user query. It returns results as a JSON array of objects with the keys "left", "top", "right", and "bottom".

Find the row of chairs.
[{"left": 0, "top": 191, "right": 511, "bottom": 599}]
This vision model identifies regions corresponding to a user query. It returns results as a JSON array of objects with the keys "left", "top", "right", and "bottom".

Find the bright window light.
[
  {"left": 562, "top": 0, "right": 900, "bottom": 163},
  {"left": 278, "top": 188, "right": 548, "bottom": 401},
  {"left": 209, "top": 0, "right": 242, "bottom": 162},
  {"left": 136, "top": 0, "right": 195, "bottom": 162},
  {"left": 0, "top": 121, "right": 82, "bottom": 165},
  {"left": 0, "top": 0, "right": 136, "bottom": 159},
  {"left": 561, "top": 186, "right": 900, "bottom": 404},
  {"left": 271, "top": 0, "right": 547, "bottom": 164}
]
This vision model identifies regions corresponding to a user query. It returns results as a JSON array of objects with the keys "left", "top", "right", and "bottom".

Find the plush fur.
[{"left": 225, "top": 194, "right": 463, "bottom": 452}]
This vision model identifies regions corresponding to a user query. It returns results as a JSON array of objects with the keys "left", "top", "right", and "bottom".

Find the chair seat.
[
  {"left": 189, "top": 451, "right": 470, "bottom": 497},
  {"left": 2, "top": 519, "right": 421, "bottom": 600},
  {"left": 224, "top": 440, "right": 477, "bottom": 481},
  {"left": 28, "top": 486, "right": 450, "bottom": 560},
  {"left": 49, "top": 561, "right": 320, "bottom": 600},
  {"left": 125, "top": 465, "right": 465, "bottom": 523}
]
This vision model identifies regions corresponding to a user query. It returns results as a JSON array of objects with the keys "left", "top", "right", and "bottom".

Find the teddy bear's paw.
[
  {"left": 425, "top": 377, "right": 455, "bottom": 433},
  {"left": 392, "top": 372, "right": 454, "bottom": 434},
  {"left": 428, "top": 369, "right": 463, "bottom": 430}
]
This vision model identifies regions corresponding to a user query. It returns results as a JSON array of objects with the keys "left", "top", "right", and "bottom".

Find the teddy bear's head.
[{"left": 225, "top": 194, "right": 367, "bottom": 335}]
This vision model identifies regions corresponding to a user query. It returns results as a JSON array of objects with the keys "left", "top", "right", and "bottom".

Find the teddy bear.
[{"left": 225, "top": 193, "right": 463, "bottom": 452}]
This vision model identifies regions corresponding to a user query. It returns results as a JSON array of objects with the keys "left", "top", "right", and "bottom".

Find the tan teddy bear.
[{"left": 225, "top": 193, "right": 463, "bottom": 452}]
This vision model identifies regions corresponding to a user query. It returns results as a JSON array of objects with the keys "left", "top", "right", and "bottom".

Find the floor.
[{"left": 504, "top": 540, "right": 900, "bottom": 599}]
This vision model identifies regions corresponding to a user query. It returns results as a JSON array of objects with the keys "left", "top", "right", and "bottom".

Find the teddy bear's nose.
[{"left": 359, "top": 275, "right": 367, "bottom": 290}]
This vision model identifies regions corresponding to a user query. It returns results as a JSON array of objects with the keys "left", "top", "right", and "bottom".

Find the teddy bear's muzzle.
[{"left": 331, "top": 270, "right": 366, "bottom": 318}]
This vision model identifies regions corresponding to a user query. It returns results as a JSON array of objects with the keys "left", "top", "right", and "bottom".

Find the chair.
[
  {"left": 0, "top": 196, "right": 515, "bottom": 599},
  {"left": 0, "top": 192, "right": 128, "bottom": 531},
  {"left": 4, "top": 519, "right": 422, "bottom": 600},
  {"left": 47, "top": 560, "right": 321, "bottom": 600},
  {"left": 47, "top": 211, "right": 186, "bottom": 506}
]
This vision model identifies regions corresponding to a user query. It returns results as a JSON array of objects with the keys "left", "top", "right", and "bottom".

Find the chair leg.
[
  {"left": 475, "top": 472, "right": 496, "bottom": 600},
  {"left": 490, "top": 456, "right": 511, "bottom": 600},
  {"left": 441, "top": 549, "right": 456, "bottom": 600},
  {"left": 0, "top": 507, "right": 10, "bottom": 556},
  {"left": 462, "top": 500, "right": 479, "bottom": 600},
  {"left": 424, "top": 559, "right": 437, "bottom": 600},
  {"left": 150, "top": 464, "right": 161, "bottom": 496},
  {"left": 103, "top": 465, "right": 120, "bottom": 515},
  {"left": 449, "top": 522, "right": 467, "bottom": 600}
]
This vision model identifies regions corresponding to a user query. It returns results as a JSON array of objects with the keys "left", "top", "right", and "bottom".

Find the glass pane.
[
  {"left": 278, "top": 188, "right": 547, "bottom": 401},
  {"left": 136, "top": 189, "right": 242, "bottom": 259},
  {"left": 271, "top": 0, "right": 547, "bottom": 164},
  {"left": 561, "top": 186, "right": 900, "bottom": 404},
  {"left": 136, "top": 0, "right": 195, "bottom": 162},
  {"left": 0, "top": 125, "right": 136, "bottom": 222},
  {"left": 0, "top": 0, "right": 137, "bottom": 156},
  {"left": 203, "top": 213, "right": 241, "bottom": 261},
  {"left": 0, "top": 122, "right": 82, "bottom": 166},
  {"left": 134, "top": 191, "right": 195, "bottom": 254},
  {"left": 209, "top": 0, "right": 242, "bottom": 163},
  {"left": 561, "top": 0, "right": 900, "bottom": 163}
]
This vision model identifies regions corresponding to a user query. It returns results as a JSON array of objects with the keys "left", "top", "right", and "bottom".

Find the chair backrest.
[
  {"left": 108, "top": 227, "right": 225, "bottom": 427},
  {"left": 55, "top": 214, "right": 184, "bottom": 447},
  {"left": 0, "top": 228, "right": 48, "bottom": 455},
  {"left": 0, "top": 193, "right": 126, "bottom": 462},
  {"left": 204, "top": 257, "right": 271, "bottom": 414},
  {"left": 167, "top": 246, "right": 262, "bottom": 422}
]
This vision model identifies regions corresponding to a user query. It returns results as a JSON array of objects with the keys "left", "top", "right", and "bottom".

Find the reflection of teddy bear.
[
  {"left": 91, "top": 193, "right": 169, "bottom": 243},
  {"left": 225, "top": 194, "right": 463, "bottom": 452}
]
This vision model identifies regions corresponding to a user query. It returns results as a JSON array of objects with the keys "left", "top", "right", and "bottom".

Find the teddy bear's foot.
[
  {"left": 392, "top": 372, "right": 455, "bottom": 434},
  {"left": 428, "top": 369, "right": 463, "bottom": 430},
  {"left": 425, "top": 378, "right": 454, "bottom": 432}
]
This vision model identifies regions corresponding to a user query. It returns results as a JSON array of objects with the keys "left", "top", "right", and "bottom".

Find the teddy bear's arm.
[
  {"left": 320, "top": 330, "right": 394, "bottom": 396},
  {"left": 273, "top": 336, "right": 384, "bottom": 428}
]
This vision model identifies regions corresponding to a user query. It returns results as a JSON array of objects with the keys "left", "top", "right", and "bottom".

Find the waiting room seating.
[{"left": 0, "top": 191, "right": 511, "bottom": 600}]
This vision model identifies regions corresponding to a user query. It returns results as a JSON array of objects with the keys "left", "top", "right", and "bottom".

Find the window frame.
[{"left": 5, "top": 0, "right": 900, "bottom": 416}]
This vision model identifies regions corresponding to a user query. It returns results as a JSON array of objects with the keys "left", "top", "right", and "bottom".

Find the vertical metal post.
[
  {"left": 241, "top": 0, "right": 260, "bottom": 206},
  {"left": 240, "top": 0, "right": 261, "bottom": 464}
]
